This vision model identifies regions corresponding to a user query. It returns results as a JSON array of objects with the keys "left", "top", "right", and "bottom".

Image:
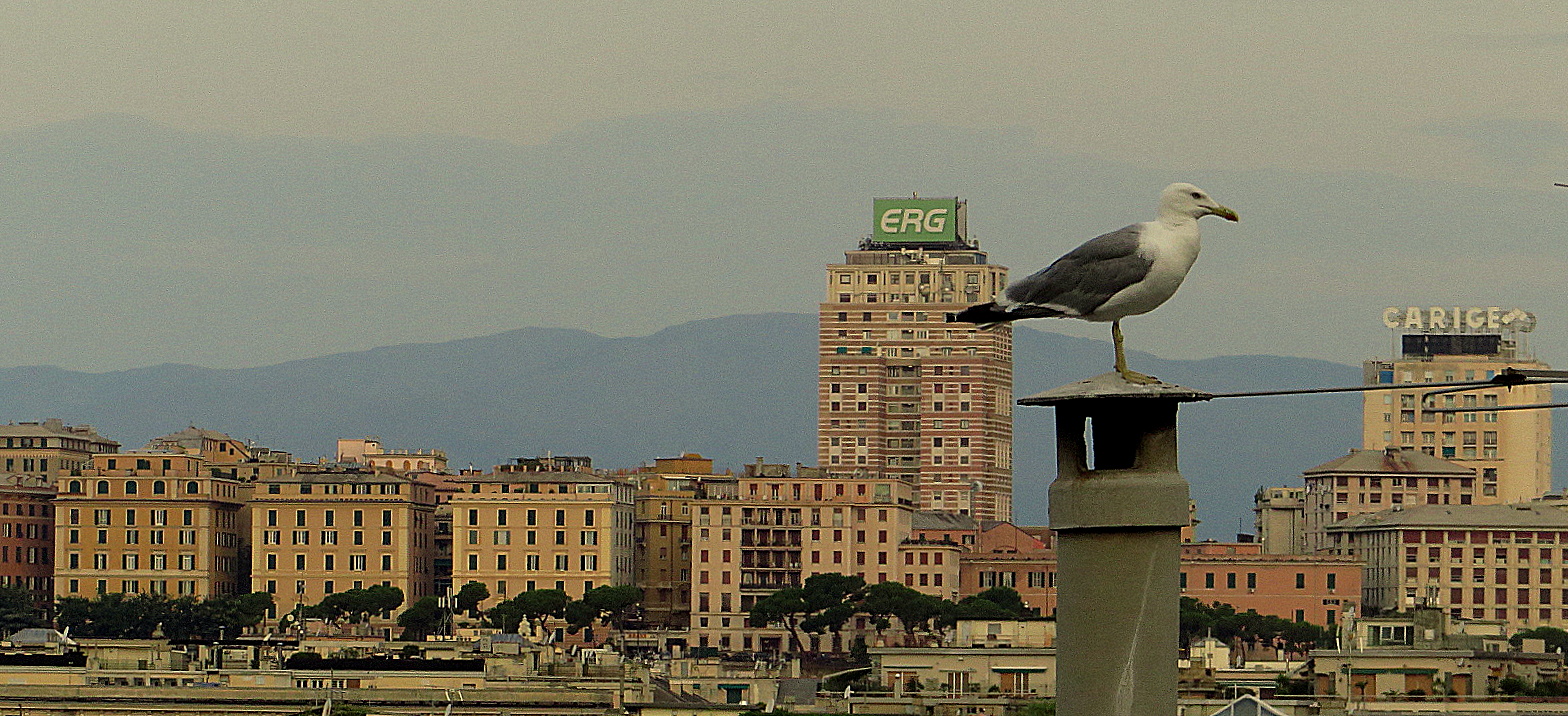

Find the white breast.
[{"left": 1085, "top": 221, "right": 1201, "bottom": 321}]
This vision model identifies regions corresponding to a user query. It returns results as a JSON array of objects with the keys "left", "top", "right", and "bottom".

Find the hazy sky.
[
  {"left": 6, "top": 3, "right": 1567, "bottom": 182},
  {"left": 4, "top": 2, "right": 1568, "bottom": 372}
]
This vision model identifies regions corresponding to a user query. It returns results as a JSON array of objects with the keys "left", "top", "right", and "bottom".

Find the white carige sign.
[{"left": 1382, "top": 306, "right": 1536, "bottom": 332}]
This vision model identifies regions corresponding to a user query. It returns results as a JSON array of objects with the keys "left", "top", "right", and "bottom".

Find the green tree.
[
  {"left": 454, "top": 581, "right": 490, "bottom": 616},
  {"left": 748, "top": 588, "right": 810, "bottom": 652},
  {"left": 1178, "top": 598, "right": 1331, "bottom": 653},
  {"left": 397, "top": 596, "right": 443, "bottom": 640},
  {"left": 581, "top": 584, "right": 642, "bottom": 630},
  {"left": 0, "top": 585, "right": 44, "bottom": 635},
  {"left": 563, "top": 599, "right": 599, "bottom": 640},
  {"left": 494, "top": 589, "right": 569, "bottom": 634},
  {"left": 1017, "top": 699, "right": 1056, "bottom": 716},
  {"left": 364, "top": 584, "right": 405, "bottom": 618},
  {"left": 56, "top": 592, "right": 272, "bottom": 640},
  {"left": 1498, "top": 675, "right": 1530, "bottom": 695},
  {"left": 861, "top": 582, "right": 945, "bottom": 639},
  {"left": 1510, "top": 626, "right": 1568, "bottom": 653},
  {"left": 972, "top": 587, "right": 1029, "bottom": 617}
]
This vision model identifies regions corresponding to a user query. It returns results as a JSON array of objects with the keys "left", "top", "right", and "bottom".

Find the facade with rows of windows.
[
  {"left": 1300, "top": 447, "right": 1478, "bottom": 554},
  {"left": 818, "top": 199, "right": 1013, "bottom": 521},
  {"left": 1361, "top": 311, "right": 1550, "bottom": 504},
  {"left": 54, "top": 452, "right": 245, "bottom": 599},
  {"left": 1327, "top": 503, "right": 1568, "bottom": 633},
  {"left": 0, "top": 419, "right": 119, "bottom": 477},
  {"left": 0, "top": 474, "right": 55, "bottom": 596},
  {"left": 249, "top": 465, "right": 437, "bottom": 618},
  {"left": 687, "top": 463, "right": 960, "bottom": 653},
  {"left": 448, "top": 465, "right": 634, "bottom": 606}
]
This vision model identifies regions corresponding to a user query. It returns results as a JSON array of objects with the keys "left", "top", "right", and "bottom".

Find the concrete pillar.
[{"left": 1019, "top": 373, "right": 1209, "bottom": 716}]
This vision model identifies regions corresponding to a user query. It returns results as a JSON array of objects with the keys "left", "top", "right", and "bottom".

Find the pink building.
[
  {"left": 955, "top": 532, "right": 1363, "bottom": 628},
  {"left": 0, "top": 475, "right": 54, "bottom": 596},
  {"left": 1180, "top": 542, "right": 1363, "bottom": 626}
]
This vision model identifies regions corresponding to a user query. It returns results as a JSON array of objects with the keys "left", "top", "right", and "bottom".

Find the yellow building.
[
  {"left": 250, "top": 465, "right": 438, "bottom": 615},
  {"left": 1363, "top": 306, "right": 1550, "bottom": 504},
  {"left": 819, "top": 197, "right": 1013, "bottom": 521},
  {"left": 55, "top": 452, "right": 245, "bottom": 599},
  {"left": 146, "top": 427, "right": 250, "bottom": 466},
  {"left": 450, "top": 462, "right": 634, "bottom": 602},
  {"left": 336, "top": 438, "right": 448, "bottom": 473},
  {"left": 0, "top": 419, "right": 119, "bottom": 478}
]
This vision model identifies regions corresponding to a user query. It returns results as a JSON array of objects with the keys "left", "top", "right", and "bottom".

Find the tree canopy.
[
  {"left": 305, "top": 586, "right": 404, "bottom": 625},
  {"left": 397, "top": 596, "right": 444, "bottom": 640},
  {"left": 1179, "top": 598, "right": 1331, "bottom": 652},
  {"left": 454, "top": 582, "right": 490, "bottom": 616},
  {"left": 1510, "top": 626, "right": 1568, "bottom": 653},
  {"left": 57, "top": 592, "right": 273, "bottom": 640},
  {"left": 747, "top": 576, "right": 1037, "bottom": 651}
]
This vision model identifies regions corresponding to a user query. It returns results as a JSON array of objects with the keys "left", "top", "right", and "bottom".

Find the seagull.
[{"left": 949, "top": 183, "right": 1237, "bottom": 384}]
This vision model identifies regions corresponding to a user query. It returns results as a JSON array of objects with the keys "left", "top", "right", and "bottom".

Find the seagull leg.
[{"left": 1112, "top": 320, "right": 1158, "bottom": 384}]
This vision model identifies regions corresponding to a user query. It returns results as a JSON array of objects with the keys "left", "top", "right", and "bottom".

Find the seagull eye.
[{"left": 1189, "top": 192, "right": 1202, "bottom": 199}]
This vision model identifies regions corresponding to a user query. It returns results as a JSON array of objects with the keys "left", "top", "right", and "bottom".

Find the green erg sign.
[{"left": 873, "top": 197, "right": 963, "bottom": 243}]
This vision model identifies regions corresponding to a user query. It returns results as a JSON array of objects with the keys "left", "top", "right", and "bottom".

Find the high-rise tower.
[
  {"left": 1362, "top": 306, "right": 1550, "bottom": 503},
  {"left": 818, "top": 197, "right": 1013, "bottom": 520}
]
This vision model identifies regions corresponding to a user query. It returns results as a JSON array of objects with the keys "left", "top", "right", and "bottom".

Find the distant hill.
[{"left": 0, "top": 313, "right": 1385, "bottom": 538}]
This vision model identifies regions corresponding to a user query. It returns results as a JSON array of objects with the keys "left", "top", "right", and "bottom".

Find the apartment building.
[
  {"left": 1363, "top": 307, "right": 1550, "bottom": 503},
  {"left": 1179, "top": 542, "right": 1363, "bottom": 626},
  {"left": 819, "top": 197, "right": 1013, "bottom": 521},
  {"left": 146, "top": 427, "right": 249, "bottom": 465},
  {"left": 449, "top": 463, "right": 634, "bottom": 602},
  {"left": 631, "top": 454, "right": 738, "bottom": 630},
  {"left": 0, "top": 474, "right": 56, "bottom": 595},
  {"left": 1300, "top": 447, "right": 1477, "bottom": 554},
  {"left": 54, "top": 452, "right": 245, "bottom": 599},
  {"left": 1326, "top": 502, "right": 1568, "bottom": 633},
  {"left": 0, "top": 420, "right": 119, "bottom": 478},
  {"left": 1254, "top": 487, "right": 1306, "bottom": 555},
  {"left": 336, "top": 438, "right": 448, "bottom": 474},
  {"left": 250, "top": 465, "right": 438, "bottom": 616},
  {"left": 688, "top": 462, "right": 956, "bottom": 653},
  {"left": 947, "top": 523, "right": 1361, "bottom": 628}
]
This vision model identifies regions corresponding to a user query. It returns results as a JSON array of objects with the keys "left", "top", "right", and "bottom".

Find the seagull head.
[{"left": 1161, "top": 183, "right": 1239, "bottom": 222}]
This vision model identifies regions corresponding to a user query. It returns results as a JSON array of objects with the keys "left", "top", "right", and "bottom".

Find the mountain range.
[{"left": 0, "top": 312, "right": 1462, "bottom": 540}]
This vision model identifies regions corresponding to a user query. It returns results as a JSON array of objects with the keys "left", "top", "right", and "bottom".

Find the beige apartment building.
[
  {"left": 1327, "top": 502, "right": 1568, "bottom": 633},
  {"left": 689, "top": 462, "right": 963, "bottom": 653},
  {"left": 450, "top": 462, "right": 634, "bottom": 603},
  {"left": 336, "top": 438, "right": 448, "bottom": 473},
  {"left": 0, "top": 419, "right": 120, "bottom": 477},
  {"left": 250, "top": 465, "right": 438, "bottom": 616},
  {"left": 147, "top": 427, "right": 250, "bottom": 465},
  {"left": 819, "top": 197, "right": 1013, "bottom": 521},
  {"left": 1254, "top": 487, "right": 1306, "bottom": 555},
  {"left": 631, "top": 454, "right": 738, "bottom": 630},
  {"left": 1299, "top": 448, "right": 1478, "bottom": 554},
  {"left": 55, "top": 452, "right": 245, "bottom": 599},
  {"left": 1362, "top": 308, "right": 1550, "bottom": 504}
]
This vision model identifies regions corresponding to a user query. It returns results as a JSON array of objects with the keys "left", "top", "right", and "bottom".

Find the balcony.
[{"left": 741, "top": 536, "right": 804, "bottom": 548}]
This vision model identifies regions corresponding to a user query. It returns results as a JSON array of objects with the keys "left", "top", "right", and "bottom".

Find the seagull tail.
[{"left": 948, "top": 303, "right": 1016, "bottom": 329}]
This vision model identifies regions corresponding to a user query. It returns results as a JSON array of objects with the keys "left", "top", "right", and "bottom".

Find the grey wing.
[{"left": 1004, "top": 224, "right": 1153, "bottom": 316}]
